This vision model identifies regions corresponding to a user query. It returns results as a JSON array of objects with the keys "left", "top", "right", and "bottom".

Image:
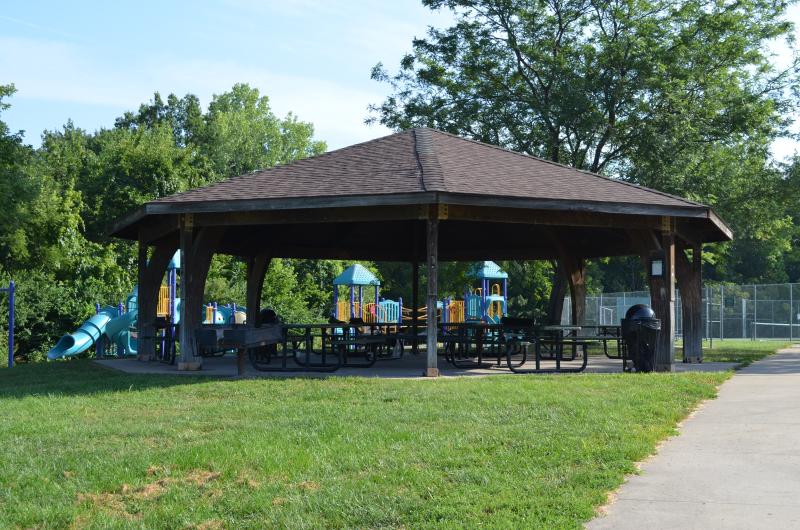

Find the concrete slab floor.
[
  {"left": 94, "top": 353, "right": 738, "bottom": 379},
  {"left": 586, "top": 347, "right": 800, "bottom": 530}
]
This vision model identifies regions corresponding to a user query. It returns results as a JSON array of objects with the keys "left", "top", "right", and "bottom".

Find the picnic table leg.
[{"left": 237, "top": 348, "right": 246, "bottom": 377}]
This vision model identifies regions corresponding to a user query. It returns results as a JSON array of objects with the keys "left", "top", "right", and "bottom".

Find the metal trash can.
[{"left": 621, "top": 304, "right": 661, "bottom": 372}]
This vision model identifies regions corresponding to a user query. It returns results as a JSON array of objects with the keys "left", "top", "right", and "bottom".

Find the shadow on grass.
[{"left": 0, "top": 359, "right": 213, "bottom": 399}]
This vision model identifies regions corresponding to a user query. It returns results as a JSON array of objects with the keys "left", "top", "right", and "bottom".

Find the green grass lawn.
[
  {"left": 0, "top": 361, "right": 736, "bottom": 529},
  {"left": 677, "top": 339, "right": 791, "bottom": 366},
  {"left": 585, "top": 338, "right": 792, "bottom": 367}
]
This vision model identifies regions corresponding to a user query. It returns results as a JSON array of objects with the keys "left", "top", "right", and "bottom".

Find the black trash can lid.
[{"left": 625, "top": 304, "right": 656, "bottom": 321}]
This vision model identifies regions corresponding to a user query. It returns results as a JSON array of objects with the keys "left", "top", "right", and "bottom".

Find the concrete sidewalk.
[{"left": 587, "top": 347, "right": 800, "bottom": 530}]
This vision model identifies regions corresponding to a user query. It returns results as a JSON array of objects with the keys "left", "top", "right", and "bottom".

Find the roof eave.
[{"left": 108, "top": 206, "right": 147, "bottom": 239}]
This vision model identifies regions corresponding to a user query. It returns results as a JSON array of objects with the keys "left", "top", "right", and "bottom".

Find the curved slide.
[{"left": 47, "top": 305, "right": 139, "bottom": 360}]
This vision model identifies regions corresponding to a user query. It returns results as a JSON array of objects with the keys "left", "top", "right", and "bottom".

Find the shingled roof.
[{"left": 152, "top": 127, "right": 701, "bottom": 210}]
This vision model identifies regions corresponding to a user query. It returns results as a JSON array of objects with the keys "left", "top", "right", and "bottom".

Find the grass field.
[
  {"left": 678, "top": 339, "right": 790, "bottom": 366},
  {"left": 1, "top": 339, "right": 791, "bottom": 528}
]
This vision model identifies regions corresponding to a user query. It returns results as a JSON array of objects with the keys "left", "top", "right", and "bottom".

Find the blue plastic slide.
[{"left": 48, "top": 289, "right": 140, "bottom": 360}]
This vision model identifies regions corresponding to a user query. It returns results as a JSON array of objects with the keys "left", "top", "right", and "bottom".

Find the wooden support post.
[
  {"left": 136, "top": 237, "right": 176, "bottom": 362},
  {"left": 425, "top": 216, "right": 439, "bottom": 377},
  {"left": 246, "top": 255, "right": 271, "bottom": 328},
  {"left": 412, "top": 259, "right": 419, "bottom": 356},
  {"left": 547, "top": 261, "right": 568, "bottom": 324},
  {"left": 137, "top": 238, "right": 151, "bottom": 361},
  {"left": 177, "top": 220, "right": 222, "bottom": 371},
  {"left": 239, "top": 254, "right": 271, "bottom": 378},
  {"left": 178, "top": 217, "right": 199, "bottom": 370},
  {"left": 563, "top": 256, "right": 587, "bottom": 326},
  {"left": 676, "top": 243, "right": 703, "bottom": 363},
  {"left": 647, "top": 223, "right": 676, "bottom": 372}
]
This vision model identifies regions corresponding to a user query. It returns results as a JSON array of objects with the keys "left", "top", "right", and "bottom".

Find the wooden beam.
[
  {"left": 547, "top": 261, "right": 568, "bottom": 325},
  {"left": 178, "top": 219, "right": 196, "bottom": 370},
  {"left": 411, "top": 261, "right": 419, "bottom": 356},
  {"left": 145, "top": 192, "right": 439, "bottom": 216},
  {"left": 565, "top": 256, "right": 587, "bottom": 326},
  {"left": 445, "top": 204, "right": 666, "bottom": 230},
  {"left": 193, "top": 205, "right": 428, "bottom": 228},
  {"left": 647, "top": 221, "right": 676, "bottom": 372},
  {"left": 137, "top": 215, "right": 180, "bottom": 244},
  {"left": 676, "top": 242, "right": 703, "bottom": 363},
  {"left": 425, "top": 215, "right": 439, "bottom": 377},
  {"left": 246, "top": 255, "right": 272, "bottom": 328},
  {"left": 136, "top": 237, "right": 177, "bottom": 361},
  {"left": 178, "top": 219, "right": 224, "bottom": 371}
]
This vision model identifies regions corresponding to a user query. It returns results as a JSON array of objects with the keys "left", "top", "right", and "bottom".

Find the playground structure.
[
  {"left": 1, "top": 281, "right": 14, "bottom": 368},
  {"left": 332, "top": 261, "right": 508, "bottom": 327},
  {"left": 47, "top": 252, "right": 249, "bottom": 361},
  {"left": 332, "top": 264, "right": 402, "bottom": 324}
]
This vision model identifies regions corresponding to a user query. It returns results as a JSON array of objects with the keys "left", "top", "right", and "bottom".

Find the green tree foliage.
[
  {"left": 0, "top": 84, "right": 328, "bottom": 360},
  {"left": 371, "top": 0, "right": 800, "bottom": 289},
  {"left": 203, "top": 83, "right": 327, "bottom": 178}
]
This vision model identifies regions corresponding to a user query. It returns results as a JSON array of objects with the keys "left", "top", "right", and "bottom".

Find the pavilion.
[{"left": 110, "top": 128, "right": 732, "bottom": 375}]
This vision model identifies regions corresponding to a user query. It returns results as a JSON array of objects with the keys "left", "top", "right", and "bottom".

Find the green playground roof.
[
  {"left": 333, "top": 264, "right": 380, "bottom": 286},
  {"left": 470, "top": 261, "right": 508, "bottom": 280}
]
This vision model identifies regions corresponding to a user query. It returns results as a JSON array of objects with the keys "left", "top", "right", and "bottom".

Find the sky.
[
  {"left": 1, "top": 1, "right": 798, "bottom": 158},
  {"left": 1, "top": 0, "right": 453, "bottom": 150}
]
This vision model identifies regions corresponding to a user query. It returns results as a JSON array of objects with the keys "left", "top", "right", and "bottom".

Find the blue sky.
[
  {"left": 1, "top": 0, "right": 798, "bottom": 158},
  {"left": 1, "top": 0, "right": 452, "bottom": 150}
]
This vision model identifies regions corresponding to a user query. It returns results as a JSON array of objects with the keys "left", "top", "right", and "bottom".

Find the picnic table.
[{"left": 441, "top": 321, "right": 598, "bottom": 373}]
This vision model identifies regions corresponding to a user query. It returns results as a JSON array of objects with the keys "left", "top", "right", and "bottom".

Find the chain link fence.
[{"left": 564, "top": 283, "right": 800, "bottom": 340}]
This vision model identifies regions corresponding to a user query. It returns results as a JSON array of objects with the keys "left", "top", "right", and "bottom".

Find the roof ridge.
[
  {"left": 422, "top": 127, "right": 703, "bottom": 208},
  {"left": 413, "top": 128, "right": 446, "bottom": 192}
]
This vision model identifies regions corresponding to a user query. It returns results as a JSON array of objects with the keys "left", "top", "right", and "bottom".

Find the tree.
[
  {"left": 203, "top": 84, "right": 327, "bottom": 179},
  {"left": 371, "top": 0, "right": 800, "bottom": 320},
  {"left": 0, "top": 84, "right": 36, "bottom": 269}
]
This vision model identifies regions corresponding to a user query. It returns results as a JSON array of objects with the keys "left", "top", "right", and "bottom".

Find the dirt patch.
[
  {"left": 236, "top": 471, "right": 261, "bottom": 490},
  {"left": 147, "top": 464, "right": 170, "bottom": 476},
  {"left": 297, "top": 480, "right": 320, "bottom": 492},
  {"left": 75, "top": 467, "right": 221, "bottom": 522},
  {"left": 185, "top": 469, "right": 221, "bottom": 487},
  {"left": 76, "top": 492, "right": 139, "bottom": 521},
  {"left": 199, "top": 518, "right": 225, "bottom": 529},
  {"left": 272, "top": 497, "right": 288, "bottom": 506}
]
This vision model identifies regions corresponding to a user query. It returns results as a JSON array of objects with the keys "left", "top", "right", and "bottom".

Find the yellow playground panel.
[
  {"left": 156, "top": 285, "right": 170, "bottom": 317},
  {"left": 446, "top": 300, "right": 465, "bottom": 323}
]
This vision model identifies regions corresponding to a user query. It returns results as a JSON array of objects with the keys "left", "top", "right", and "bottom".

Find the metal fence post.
[
  {"left": 720, "top": 285, "right": 724, "bottom": 340},
  {"left": 742, "top": 298, "right": 747, "bottom": 339},
  {"left": 790, "top": 283, "right": 794, "bottom": 342},
  {"left": 754, "top": 284, "right": 758, "bottom": 340},
  {"left": 7, "top": 281, "right": 14, "bottom": 368},
  {"left": 705, "top": 286, "right": 710, "bottom": 340}
]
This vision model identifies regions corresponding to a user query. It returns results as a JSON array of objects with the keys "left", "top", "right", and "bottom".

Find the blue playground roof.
[
  {"left": 333, "top": 264, "right": 380, "bottom": 286},
  {"left": 470, "top": 261, "right": 508, "bottom": 280},
  {"left": 168, "top": 250, "right": 180, "bottom": 270}
]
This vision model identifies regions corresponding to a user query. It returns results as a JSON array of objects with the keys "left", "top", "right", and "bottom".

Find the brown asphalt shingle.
[{"left": 153, "top": 127, "right": 699, "bottom": 208}]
